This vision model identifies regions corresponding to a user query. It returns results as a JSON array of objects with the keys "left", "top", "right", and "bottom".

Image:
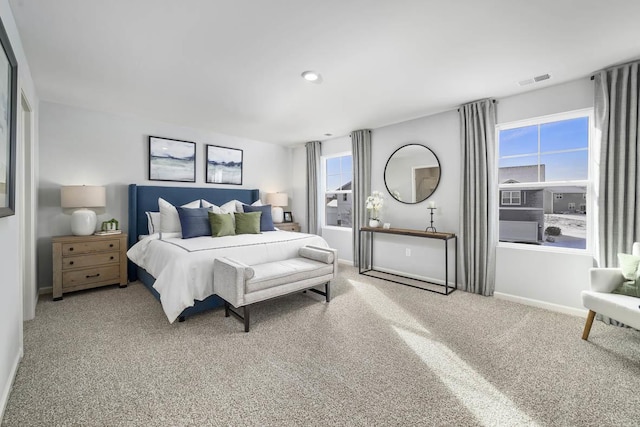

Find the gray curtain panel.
[
  {"left": 305, "top": 141, "right": 321, "bottom": 235},
  {"left": 459, "top": 99, "right": 497, "bottom": 296},
  {"left": 351, "top": 129, "right": 372, "bottom": 267},
  {"left": 594, "top": 62, "right": 640, "bottom": 267}
]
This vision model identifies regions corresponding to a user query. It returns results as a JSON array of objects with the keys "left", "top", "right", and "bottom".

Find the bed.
[{"left": 127, "top": 184, "right": 329, "bottom": 323}]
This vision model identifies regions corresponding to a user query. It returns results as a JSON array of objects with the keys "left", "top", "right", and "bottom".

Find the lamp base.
[
  {"left": 272, "top": 206, "right": 284, "bottom": 223},
  {"left": 71, "top": 208, "right": 97, "bottom": 236}
]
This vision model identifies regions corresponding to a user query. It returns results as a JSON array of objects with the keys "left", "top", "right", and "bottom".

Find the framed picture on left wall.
[
  {"left": 148, "top": 136, "right": 196, "bottom": 182},
  {"left": 0, "top": 15, "right": 18, "bottom": 218}
]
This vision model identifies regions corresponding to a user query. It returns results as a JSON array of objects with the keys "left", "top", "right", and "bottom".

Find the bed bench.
[{"left": 213, "top": 245, "right": 337, "bottom": 331}]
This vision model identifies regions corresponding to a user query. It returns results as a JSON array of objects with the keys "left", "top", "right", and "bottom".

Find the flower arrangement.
[{"left": 365, "top": 191, "right": 384, "bottom": 220}]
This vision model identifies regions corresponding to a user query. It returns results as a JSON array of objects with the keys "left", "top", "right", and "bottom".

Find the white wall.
[
  {"left": 37, "top": 101, "right": 292, "bottom": 288},
  {"left": 0, "top": 0, "right": 38, "bottom": 420}
]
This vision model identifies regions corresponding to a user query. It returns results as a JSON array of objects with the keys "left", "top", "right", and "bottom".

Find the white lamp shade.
[
  {"left": 61, "top": 185, "right": 106, "bottom": 208},
  {"left": 266, "top": 192, "right": 288, "bottom": 207}
]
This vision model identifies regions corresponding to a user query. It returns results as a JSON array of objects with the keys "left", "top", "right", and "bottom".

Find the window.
[
  {"left": 497, "top": 109, "right": 592, "bottom": 250},
  {"left": 323, "top": 153, "right": 352, "bottom": 228},
  {"left": 501, "top": 190, "right": 521, "bottom": 205}
]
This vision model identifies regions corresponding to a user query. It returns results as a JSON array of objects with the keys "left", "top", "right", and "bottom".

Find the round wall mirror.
[{"left": 384, "top": 144, "right": 441, "bottom": 204}]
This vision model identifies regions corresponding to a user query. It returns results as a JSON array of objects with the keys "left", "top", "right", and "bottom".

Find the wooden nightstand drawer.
[
  {"left": 62, "top": 239, "right": 120, "bottom": 256},
  {"left": 52, "top": 233, "right": 128, "bottom": 300},
  {"left": 62, "top": 265, "right": 121, "bottom": 288},
  {"left": 62, "top": 252, "right": 120, "bottom": 270},
  {"left": 275, "top": 222, "right": 300, "bottom": 232}
]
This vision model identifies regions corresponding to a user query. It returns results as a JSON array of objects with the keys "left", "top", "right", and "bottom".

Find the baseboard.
[
  {"left": 0, "top": 346, "right": 23, "bottom": 422},
  {"left": 38, "top": 286, "right": 52, "bottom": 295},
  {"left": 494, "top": 292, "right": 588, "bottom": 318},
  {"left": 371, "top": 266, "right": 458, "bottom": 287},
  {"left": 338, "top": 259, "right": 354, "bottom": 266}
]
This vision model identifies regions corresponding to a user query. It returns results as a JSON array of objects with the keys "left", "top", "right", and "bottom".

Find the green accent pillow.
[
  {"left": 618, "top": 253, "right": 640, "bottom": 280},
  {"left": 235, "top": 212, "right": 261, "bottom": 234},
  {"left": 208, "top": 212, "right": 235, "bottom": 237},
  {"left": 613, "top": 253, "right": 640, "bottom": 297},
  {"left": 612, "top": 280, "right": 640, "bottom": 297}
]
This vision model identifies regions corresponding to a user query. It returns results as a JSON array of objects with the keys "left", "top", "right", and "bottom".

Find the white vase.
[{"left": 369, "top": 219, "right": 380, "bottom": 228}]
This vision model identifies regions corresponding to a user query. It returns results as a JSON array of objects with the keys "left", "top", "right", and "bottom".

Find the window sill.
[
  {"left": 497, "top": 241, "right": 593, "bottom": 256},
  {"left": 322, "top": 226, "right": 353, "bottom": 232}
]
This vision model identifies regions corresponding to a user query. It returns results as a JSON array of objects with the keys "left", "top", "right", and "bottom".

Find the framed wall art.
[
  {"left": 206, "top": 144, "right": 243, "bottom": 185},
  {"left": 148, "top": 136, "right": 196, "bottom": 182},
  {"left": 0, "top": 16, "right": 18, "bottom": 218}
]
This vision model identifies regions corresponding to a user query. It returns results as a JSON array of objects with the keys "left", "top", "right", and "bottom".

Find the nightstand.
[
  {"left": 52, "top": 233, "right": 128, "bottom": 300},
  {"left": 275, "top": 222, "right": 300, "bottom": 232}
]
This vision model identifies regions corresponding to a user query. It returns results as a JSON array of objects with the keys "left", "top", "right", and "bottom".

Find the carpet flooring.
[{"left": 3, "top": 266, "right": 640, "bottom": 426}]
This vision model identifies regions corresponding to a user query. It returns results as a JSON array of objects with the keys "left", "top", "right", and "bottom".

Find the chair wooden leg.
[{"left": 582, "top": 310, "right": 596, "bottom": 340}]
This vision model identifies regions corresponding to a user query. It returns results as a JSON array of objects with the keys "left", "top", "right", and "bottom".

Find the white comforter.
[{"left": 127, "top": 231, "right": 329, "bottom": 323}]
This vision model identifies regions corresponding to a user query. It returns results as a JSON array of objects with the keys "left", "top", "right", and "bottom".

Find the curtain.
[
  {"left": 305, "top": 141, "right": 321, "bottom": 235},
  {"left": 459, "top": 99, "right": 497, "bottom": 296},
  {"left": 594, "top": 62, "right": 640, "bottom": 268},
  {"left": 351, "top": 129, "right": 372, "bottom": 267}
]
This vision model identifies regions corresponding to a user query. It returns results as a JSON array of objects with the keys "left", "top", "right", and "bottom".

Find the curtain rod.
[{"left": 457, "top": 99, "right": 496, "bottom": 112}]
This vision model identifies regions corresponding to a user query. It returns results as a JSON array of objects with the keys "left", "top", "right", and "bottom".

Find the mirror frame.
[{"left": 383, "top": 143, "right": 441, "bottom": 205}]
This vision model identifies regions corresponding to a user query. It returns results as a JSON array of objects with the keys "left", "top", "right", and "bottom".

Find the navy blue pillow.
[
  {"left": 176, "top": 207, "right": 211, "bottom": 238},
  {"left": 242, "top": 204, "right": 276, "bottom": 231}
]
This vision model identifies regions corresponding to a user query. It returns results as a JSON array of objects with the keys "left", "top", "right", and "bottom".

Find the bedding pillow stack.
[
  {"left": 157, "top": 198, "right": 201, "bottom": 238},
  {"left": 242, "top": 204, "right": 276, "bottom": 231},
  {"left": 176, "top": 207, "right": 211, "bottom": 239},
  {"left": 613, "top": 253, "right": 640, "bottom": 297},
  {"left": 234, "top": 212, "right": 261, "bottom": 234},
  {"left": 145, "top": 211, "right": 161, "bottom": 234},
  {"left": 209, "top": 212, "right": 235, "bottom": 237}
]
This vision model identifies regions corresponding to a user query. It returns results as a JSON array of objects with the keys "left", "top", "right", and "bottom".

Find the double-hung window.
[
  {"left": 323, "top": 153, "right": 352, "bottom": 228},
  {"left": 497, "top": 109, "right": 592, "bottom": 250}
]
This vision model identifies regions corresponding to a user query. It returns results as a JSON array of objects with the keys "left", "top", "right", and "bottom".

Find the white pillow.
[
  {"left": 158, "top": 198, "right": 201, "bottom": 236},
  {"left": 145, "top": 211, "right": 161, "bottom": 234}
]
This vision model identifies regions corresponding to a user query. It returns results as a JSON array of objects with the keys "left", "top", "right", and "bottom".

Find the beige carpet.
[{"left": 3, "top": 266, "right": 640, "bottom": 426}]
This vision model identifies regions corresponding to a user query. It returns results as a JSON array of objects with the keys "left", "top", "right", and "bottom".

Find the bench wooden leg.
[
  {"left": 244, "top": 306, "right": 250, "bottom": 332},
  {"left": 224, "top": 301, "right": 230, "bottom": 317},
  {"left": 325, "top": 282, "right": 331, "bottom": 302},
  {"left": 582, "top": 310, "right": 596, "bottom": 340}
]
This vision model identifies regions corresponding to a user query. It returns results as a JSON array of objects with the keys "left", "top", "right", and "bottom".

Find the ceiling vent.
[{"left": 518, "top": 73, "right": 552, "bottom": 86}]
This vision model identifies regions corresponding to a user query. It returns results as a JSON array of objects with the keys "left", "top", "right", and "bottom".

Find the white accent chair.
[{"left": 581, "top": 242, "right": 640, "bottom": 340}]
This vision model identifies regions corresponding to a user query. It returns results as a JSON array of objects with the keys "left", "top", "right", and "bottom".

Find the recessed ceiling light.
[{"left": 302, "top": 70, "right": 321, "bottom": 83}]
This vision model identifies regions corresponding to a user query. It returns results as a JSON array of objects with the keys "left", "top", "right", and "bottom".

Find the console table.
[{"left": 358, "top": 226, "right": 457, "bottom": 295}]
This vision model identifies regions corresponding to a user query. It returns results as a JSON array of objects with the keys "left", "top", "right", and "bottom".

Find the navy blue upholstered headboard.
[{"left": 128, "top": 184, "right": 259, "bottom": 250}]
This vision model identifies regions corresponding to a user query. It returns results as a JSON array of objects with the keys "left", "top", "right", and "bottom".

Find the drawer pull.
[
  {"left": 110, "top": 256, "right": 114, "bottom": 260},
  {"left": 86, "top": 273, "right": 100, "bottom": 278},
  {"left": 69, "top": 261, "right": 74, "bottom": 265},
  {"left": 69, "top": 247, "right": 74, "bottom": 252},
  {"left": 109, "top": 244, "right": 114, "bottom": 247}
]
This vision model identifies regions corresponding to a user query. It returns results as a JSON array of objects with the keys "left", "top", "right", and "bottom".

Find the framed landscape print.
[
  {"left": 0, "top": 16, "right": 17, "bottom": 218},
  {"left": 206, "top": 145, "right": 243, "bottom": 185},
  {"left": 148, "top": 136, "right": 196, "bottom": 182}
]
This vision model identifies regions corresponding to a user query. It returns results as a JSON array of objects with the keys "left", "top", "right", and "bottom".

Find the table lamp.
[
  {"left": 266, "top": 192, "right": 288, "bottom": 223},
  {"left": 61, "top": 185, "right": 106, "bottom": 235}
]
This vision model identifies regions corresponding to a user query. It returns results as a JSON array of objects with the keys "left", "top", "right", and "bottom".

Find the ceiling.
[{"left": 9, "top": 0, "right": 640, "bottom": 145}]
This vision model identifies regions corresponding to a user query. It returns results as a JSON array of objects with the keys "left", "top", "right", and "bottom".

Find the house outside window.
[
  {"left": 323, "top": 153, "right": 352, "bottom": 228},
  {"left": 497, "top": 109, "right": 592, "bottom": 250}
]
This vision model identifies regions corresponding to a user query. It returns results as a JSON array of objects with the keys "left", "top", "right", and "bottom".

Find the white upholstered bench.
[{"left": 213, "top": 245, "right": 337, "bottom": 331}]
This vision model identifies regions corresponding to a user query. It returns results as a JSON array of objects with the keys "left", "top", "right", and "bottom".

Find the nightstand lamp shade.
[
  {"left": 61, "top": 185, "right": 106, "bottom": 236},
  {"left": 266, "top": 192, "right": 288, "bottom": 223}
]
